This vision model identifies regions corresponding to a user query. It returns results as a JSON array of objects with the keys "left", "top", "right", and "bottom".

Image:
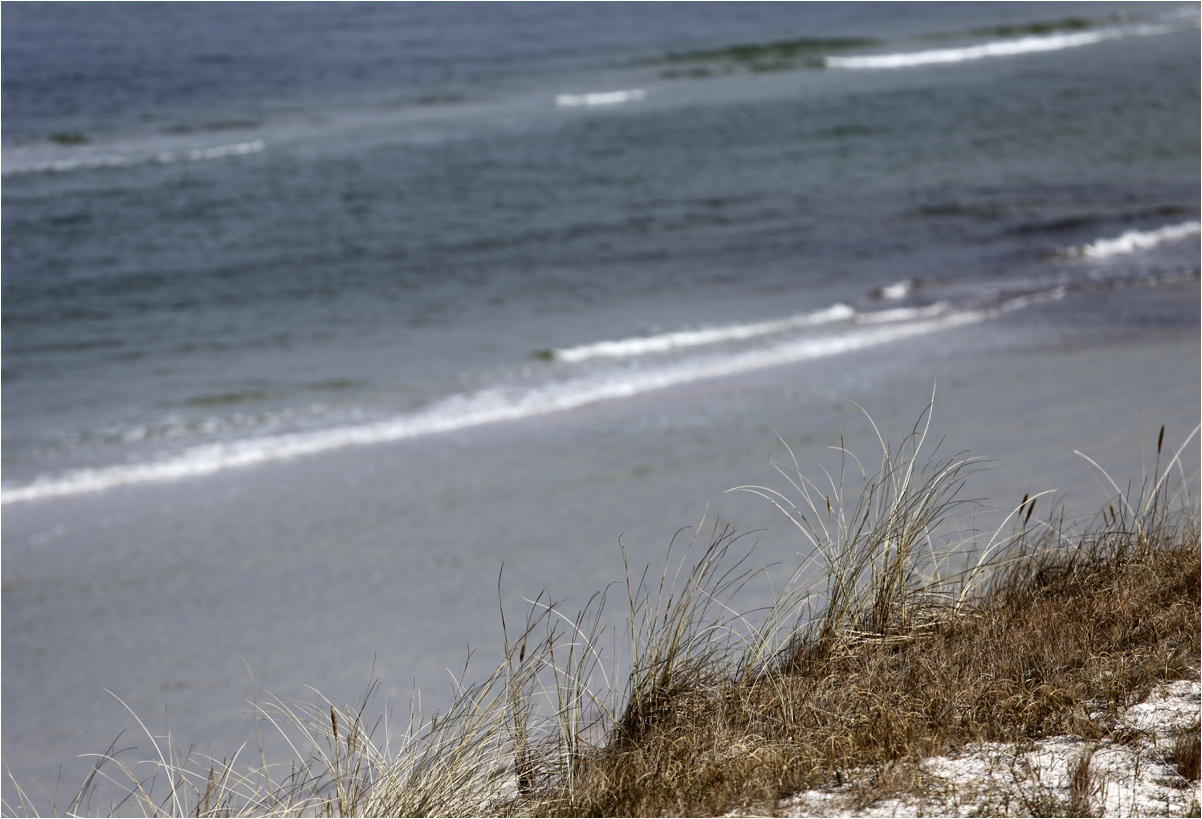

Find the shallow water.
[{"left": 2, "top": 2, "right": 1199, "bottom": 807}]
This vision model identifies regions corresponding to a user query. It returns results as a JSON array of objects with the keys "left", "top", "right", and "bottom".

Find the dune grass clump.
[
  {"left": 3, "top": 406, "right": 1198, "bottom": 818},
  {"left": 506, "top": 413, "right": 1199, "bottom": 817}
]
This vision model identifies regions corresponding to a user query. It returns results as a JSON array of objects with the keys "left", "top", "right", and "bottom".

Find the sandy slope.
[{"left": 758, "top": 678, "right": 1200, "bottom": 818}]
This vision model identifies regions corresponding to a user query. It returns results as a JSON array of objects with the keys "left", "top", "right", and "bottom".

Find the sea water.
[{"left": 3, "top": 2, "right": 1199, "bottom": 806}]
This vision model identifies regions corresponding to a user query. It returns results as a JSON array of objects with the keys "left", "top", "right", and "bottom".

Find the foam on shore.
[
  {"left": 3, "top": 306, "right": 999, "bottom": 505},
  {"left": 548, "top": 303, "right": 855, "bottom": 362}
]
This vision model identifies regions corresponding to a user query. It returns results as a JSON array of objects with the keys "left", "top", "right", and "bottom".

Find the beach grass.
[{"left": 4, "top": 406, "right": 1198, "bottom": 817}]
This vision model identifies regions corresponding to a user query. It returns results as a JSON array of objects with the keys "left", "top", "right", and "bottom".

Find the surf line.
[
  {"left": 2, "top": 299, "right": 1050, "bottom": 506},
  {"left": 547, "top": 303, "right": 855, "bottom": 363},
  {"left": 824, "top": 21, "right": 1186, "bottom": 70}
]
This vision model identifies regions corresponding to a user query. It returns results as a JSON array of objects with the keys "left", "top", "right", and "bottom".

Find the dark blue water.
[{"left": 3, "top": 2, "right": 1199, "bottom": 499}]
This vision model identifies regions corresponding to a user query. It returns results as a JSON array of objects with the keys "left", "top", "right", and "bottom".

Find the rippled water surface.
[{"left": 4, "top": 2, "right": 1199, "bottom": 496}]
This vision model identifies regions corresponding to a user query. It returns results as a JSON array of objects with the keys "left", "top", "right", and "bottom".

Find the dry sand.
[{"left": 746, "top": 678, "right": 1201, "bottom": 818}]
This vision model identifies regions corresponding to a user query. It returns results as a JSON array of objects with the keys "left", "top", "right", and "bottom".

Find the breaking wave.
[
  {"left": 824, "top": 21, "right": 1190, "bottom": 70},
  {"left": 555, "top": 89, "right": 647, "bottom": 107},
  {"left": 877, "top": 279, "right": 915, "bottom": 300},
  {"left": 1063, "top": 221, "right": 1201, "bottom": 259}
]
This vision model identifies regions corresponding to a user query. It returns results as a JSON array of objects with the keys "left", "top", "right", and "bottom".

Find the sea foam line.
[
  {"left": 548, "top": 303, "right": 855, "bottom": 362},
  {"left": 548, "top": 300, "right": 971, "bottom": 362},
  {"left": 555, "top": 89, "right": 647, "bottom": 107},
  {"left": 2, "top": 140, "right": 265, "bottom": 177},
  {"left": 1064, "top": 221, "right": 1201, "bottom": 259},
  {"left": 824, "top": 22, "right": 1183, "bottom": 70},
  {"left": 3, "top": 306, "right": 1007, "bottom": 506}
]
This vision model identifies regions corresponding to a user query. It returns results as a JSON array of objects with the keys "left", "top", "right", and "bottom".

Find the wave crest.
[
  {"left": 555, "top": 89, "right": 647, "bottom": 107},
  {"left": 1063, "top": 221, "right": 1201, "bottom": 259},
  {"left": 825, "top": 20, "right": 1191, "bottom": 70}
]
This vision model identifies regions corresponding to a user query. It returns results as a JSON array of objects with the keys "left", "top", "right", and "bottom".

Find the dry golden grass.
[
  {"left": 516, "top": 521, "right": 1198, "bottom": 817},
  {"left": 510, "top": 410, "right": 1200, "bottom": 817}
]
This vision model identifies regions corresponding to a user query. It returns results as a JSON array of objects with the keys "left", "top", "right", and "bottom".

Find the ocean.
[{"left": 3, "top": 2, "right": 1199, "bottom": 806}]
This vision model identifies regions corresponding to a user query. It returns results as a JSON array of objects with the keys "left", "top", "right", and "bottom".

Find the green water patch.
[
  {"left": 655, "top": 37, "right": 880, "bottom": 76},
  {"left": 920, "top": 17, "right": 1098, "bottom": 43},
  {"left": 184, "top": 378, "right": 365, "bottom": 407},
  {"left": 184, "top": 388, "right": 277, "bottom": 408},
  {"left": 165, "top": 118, "right": 261, "bottom": 135},
  {"left": 976, "top": 17, "right": 1093, "bottom": 38},
  {"left": 49, "top": 132, "right": 90, "bottom": 146},
  {"left": 650, "top": 16, "right": 1110, "bottom": 79}
]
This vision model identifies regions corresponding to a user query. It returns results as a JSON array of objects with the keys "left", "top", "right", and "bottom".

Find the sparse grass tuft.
[
  {"left": 1175, "top": 722, "right": 1202, "bottom": 783},
  {"left": 5, "top": 406, "right": 1198, "bottom": 817},
  {"left": 1068, "top": 746, "right": 1099, "bottom": 817}
]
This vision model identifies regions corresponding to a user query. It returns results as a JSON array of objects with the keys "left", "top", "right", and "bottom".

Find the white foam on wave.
[
  {"left": 878, "top": 279, "right": 914, "bottom": 300},
  {"left": 2, "top": 140, "right": 265, "bottom": 177},
  {"left": 555, "top": 89, "right": 647, "bottom": 107},
  {"left": 550, "top": 303, "right": 855, "bottom": 362},
  {"left": 997, "top": 285, "right": 1067, "bottom": 312},
  {"left": 3, "top": 305, "right": 1008, "bottom": 506},
  {"left": 824, "top": 22, "right": 1184, "bottom": 70},
  {"left": 1065, "top": 221, "right": 1201, "bottom": 259},
  {"left": 181, "top": 141, "right": 265, "bottom": 161}
]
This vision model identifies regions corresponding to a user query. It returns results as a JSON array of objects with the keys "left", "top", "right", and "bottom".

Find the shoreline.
[{"left": 3, "top": 286, "right": 1199, "bottom": 811}]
